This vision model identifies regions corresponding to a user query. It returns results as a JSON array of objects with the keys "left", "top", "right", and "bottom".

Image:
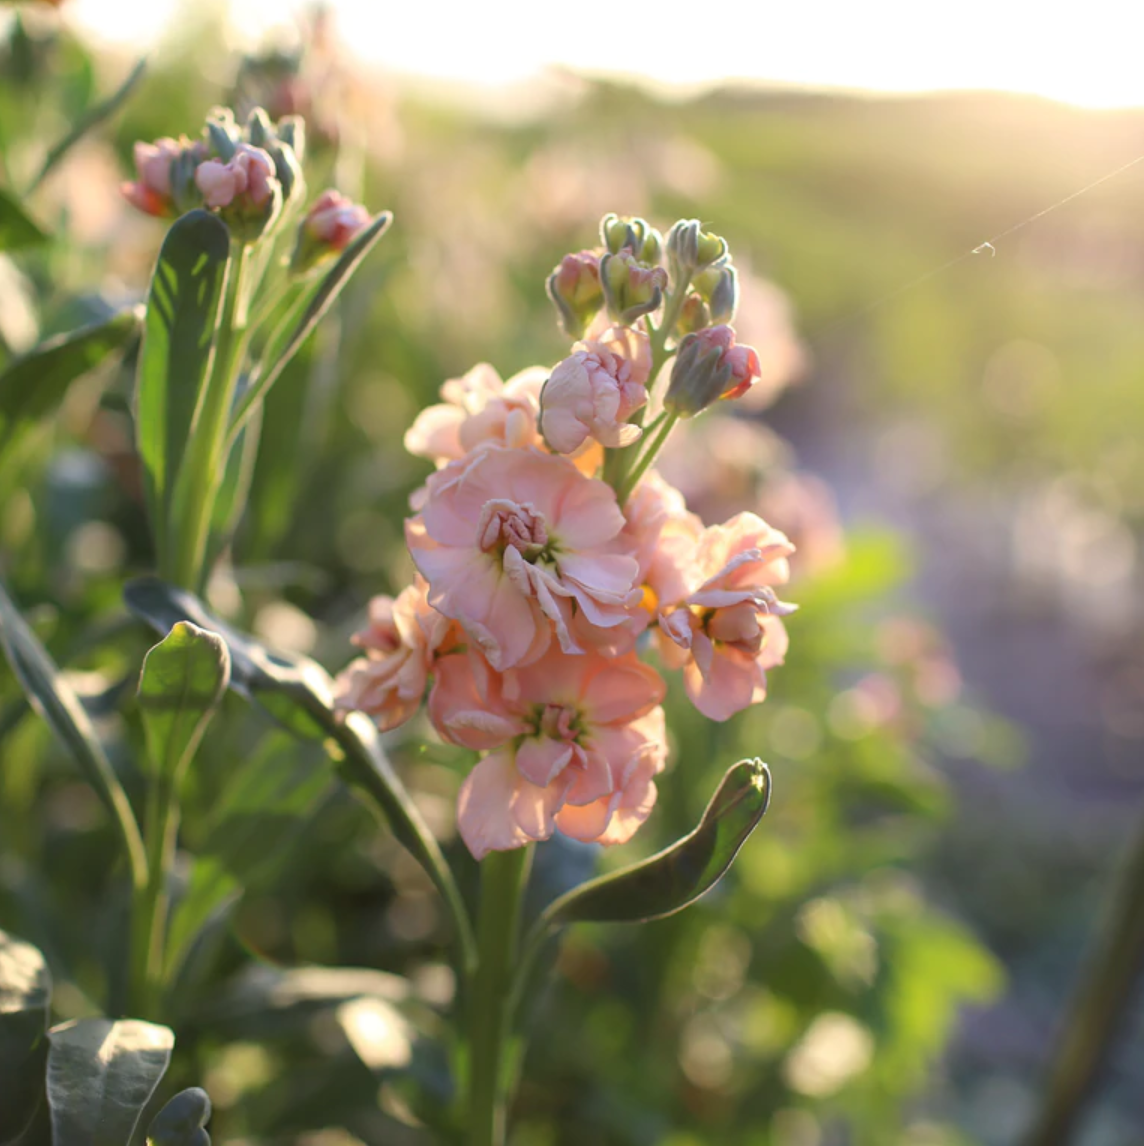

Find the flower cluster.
[
  {"left": 336, "top": 214, "right": 795, "bottom": 860},
  {"left": 122, "top": 107, "right": 369, "bottom": 261}
]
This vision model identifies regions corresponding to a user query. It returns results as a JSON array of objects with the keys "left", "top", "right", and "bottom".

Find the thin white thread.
[{"left": 818, "top": 150, "right": 1144, "bottom": 336}]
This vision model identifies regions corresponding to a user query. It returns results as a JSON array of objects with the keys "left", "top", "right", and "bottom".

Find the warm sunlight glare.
[{"left": 68, "top": 0, "right": 1144, "bottom": 110}]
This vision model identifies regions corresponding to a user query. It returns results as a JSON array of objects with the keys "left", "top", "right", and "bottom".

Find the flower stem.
[
  {"left": 617, "top": 410, "right": 680, "bottom": 505},
  {"left": 166, "top": 242, "right": 249, "bottom": 592},
  {"left": 1022, "top": 813, "right": 1144, "bottom": 1146},
  {"left": 467, "top": 846, "right": 532, "bottom": 1146},
  {"left": 127, "top": 772, "right": 179, "bottom": 1020}
]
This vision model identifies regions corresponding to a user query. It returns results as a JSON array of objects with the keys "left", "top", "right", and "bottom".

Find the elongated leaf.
[
  {"left": 137, "top": 622, "right": 230, "bottom": 783},
  {"left": 146, "top": 1087, "right": 210, "bottom": 1146},
  {"left": 0, "top": 578, "right": 146, "bottom": 886},
  {"left": 540, "top": 759, "right": 772, "bottom": 929},
  {"left": 229, "top": 211, "right": 391, "bottom": 435},
  {"left": 0, "top": 186, "right": 49, "bottom": 252},
  {"left": 47, "top": 1018, "right": 173, "bottom": 1146},
  {"left": 0, "top": 308, "right": 142, "bottom": 431},
  {"left": 122, "top": 576, "right": 477, "bottom": 970},
  {"left": 29, "top": 58, "right": 147, "bottom": 194},
  {"left": 164, "top": 732, "right": 331, "bottom": 985},
  {"left": 0, "top": 930, "right": 51, "bottom": 1144},
  {"left": 135, "top": 210, "right": 231, "bottom": 548}
]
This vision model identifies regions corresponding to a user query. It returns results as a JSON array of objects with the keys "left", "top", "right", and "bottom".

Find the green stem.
[
  {"left": 617, "top": 410, "right": 680, "bottom": 505},
  {"left": 606, "top": 277, "right": 689, "bottom": 495},
  {"left": 166, "top": 243, "right": 250, "bottom": 592},
  {"left": 1023, "top": 813, "right": 1144, "bottom": 1146},
  {"left": 128, "top": 774, "right": 179, "bottom": 1020},
  {"left": 467, "top": 847, "right": 531, "bottom": 1146}
]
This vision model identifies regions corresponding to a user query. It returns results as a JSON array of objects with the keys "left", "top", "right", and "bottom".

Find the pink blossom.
[
  {"left": 333, "top": 577, "right": 458, "bottom": 731},
  {"left": 540, "top": 325, "right": 651, "bottom": 454},
  {"left": 622, "top": 470, "right": 704, "bottom": 616},
  {"left": 304, "top": 189, "right": 370, "bottom": 251},
  {"left": 657, "top": 512, "right": 795, "bottom": 721},
  {"left": 195, "top": 143, "right": 277, "bottom": 210},
  {"left": 121, "top": 137, "right": 182, "bottom": 217},
  {"left": 406, "top": 447, "right": 641, "bottom": 670},
  {"left": 404, "top": 363, "right": 548, "bottom": 466},
  {"left": 665, "top": 325, "right": 763, "bottom": 415},
  {"left": 436, "top": 644, "right": 666, "bottom": 858}
]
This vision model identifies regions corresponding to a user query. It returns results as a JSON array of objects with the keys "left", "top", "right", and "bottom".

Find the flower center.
[
  {"left": 477, "top": 498, "right": 550, "bottom": 559},
  {"left": 532, "top": 703, "right": 580, "bottom": 742}
]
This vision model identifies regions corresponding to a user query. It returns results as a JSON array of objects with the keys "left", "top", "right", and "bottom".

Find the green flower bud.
[
  {"left": 599, "top": 213, "right": 661, "bottom": 262},
  {"left": 675, "top": 292, "right": 712, "bottom": 337},
  {"left": 205, "top": 108, "right": 241, "bottom": 161},
  {"left": 693, "top": 263, "right": 739, "bottom": 324},
  {"left": 600, "top": 251, "right": 667, "bottom": 325},
  {"left": 666, "top": 218, "right": 729, "bottom": 281},
  {"left": 546, "top": 250, "right": 603, "bottom": 338}
]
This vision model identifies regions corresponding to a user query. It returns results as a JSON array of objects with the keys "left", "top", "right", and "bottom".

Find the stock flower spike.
[{"left": 336, "top": 211, "right": 796, "bottom": 863}]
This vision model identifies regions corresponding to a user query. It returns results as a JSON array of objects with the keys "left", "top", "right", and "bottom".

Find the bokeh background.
[{"left": 1, "top": 2, "right": 1143, "bottom": 1143}]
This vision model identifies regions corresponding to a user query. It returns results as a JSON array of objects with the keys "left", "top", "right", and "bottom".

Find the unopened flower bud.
[
  {"left": 242, "top": 107, "right": 305, "bottom": 205},
  {"left": 600, "top": 251, "right": 667, "bottom": 325},
  {"left": 276, "top": 115, "right": 306, "bottom": 164},
  {"left": 291, "top": 189, "right": 371, "bottom": 273},
  {"left": 666, "top": 218, "right": 729, "bottom": 282},
  {"left": 600, "top": 213, "right": 662, "bottom": 263},
  {"left": 546, "top": 250, "right": 603, "bottom": 339},
  {"left": 693, "top": 262, "right": 739, "bottom": 324},
  {"left": 121, "top": 137, "right": 182, "bottom": 217},
  {"left": 664, "top": 325, "right": 761, "bottom": 416},
  {"left": 675, "top": 292, "right": 711, "bottom": 336}
]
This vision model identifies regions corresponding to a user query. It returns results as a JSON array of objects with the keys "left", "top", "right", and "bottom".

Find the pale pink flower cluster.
[
  {"left": 335, "top": 219, "right": 796, "bottom": 861},
  {"left": 121, "top": 137, "right": 189, "bottom": 217}
]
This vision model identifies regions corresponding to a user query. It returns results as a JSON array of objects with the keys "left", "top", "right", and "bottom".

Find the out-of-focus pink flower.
[
  {"left": 658, "top": 512, "right": 795, "bottom": 721},
  {"left": 406, "top": 447, "right": 641, "bottom": 671},
  {"left": 436, "top": 644, "right": 666, "bottom": 858},
  {"left": 757, "top": 471, "right": 845, "bottom": 578},
  {"left": 404, "top": 363, "right": 548, "bottom": 466},
  {"left": 333, "top": 577, "right": 458, "bottom": 731},
  {"left": 540, "top": 325, "right": 651, "bottom": 454},
  {"left": 195, "top": 143, "right": 277, "bottom": 210},
  {"left": 304, "top": 189, "right": 370, "bottom": 251},
  {"left": 121, "top": 137, "right": 183, "bottom": 217}
]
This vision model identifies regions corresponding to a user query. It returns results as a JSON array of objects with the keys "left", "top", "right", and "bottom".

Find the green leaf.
[
  {"left": 134, "top": 210, "right": 231, "bottom": 559},
  {"left": 0, "top": 577, "right": 146, "bottom": 887},
  {"left": 229, "top": 211, "right": 392, "bottom": 436},
  {"left": 145, "top": 1087, "right": 210, "bottom": 1146},
  {"left": 0, "top": 186, "right": 49, "bottom": 252},
  {"left": 122, "top": 576, "right": 477, "bottom": 972},
  {"left": 47, "top": 1018, "right": 173, "bottom": 1146},
  {"left": 0, "top": 308, "right": 142, "bottom": 432},
  {"left": 28, "top": 58, "right": 148, "bottom": 195},
  {"left": 137, "top": 622, "right": 230, "bottom": 784},
  {"left": 164, "top": 733, "right": 332, "bottom": 987},
  {"left": 539, "top": 758, "right": 772, "bottom": 929},
  {"left": 0, "top": 930, "right": 51, "bottom": 1145}
]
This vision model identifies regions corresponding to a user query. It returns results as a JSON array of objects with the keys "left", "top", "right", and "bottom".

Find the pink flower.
[
  {"left": 304, "top": 189, "right": 370, "bottom": 251},
  {"left": 406, "top": 447, "right": 641, "bottom": 670},
  {"left": 622, "top": 470, "right": 704, "bottom": 616},
  {"left": 195, "top": 143, "right": 277, "bottom": 210},
  {"left": 404, "top": 363, "right": 548, "bottom": 466},
  {"left": 657, "top": 512, "right": 795, "bottom": 721},
  {"left": 333, "top": 577, "right": 458, "bottom": 731},
  {"left": 121, "top": 137, "right": 182, "bottom": 217},
  {"left": 433, "top": 644, "right": 666, "bottom": 858},
  {"left": 540, "top": 325, "right": 651, "bottom": 454}
]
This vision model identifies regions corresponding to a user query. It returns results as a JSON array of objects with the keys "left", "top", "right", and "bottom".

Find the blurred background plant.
[{"left": 0, "top": 2, "right": 1142, "bottom": 1144}]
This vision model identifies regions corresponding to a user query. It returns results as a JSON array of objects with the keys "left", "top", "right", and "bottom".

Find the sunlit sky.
[{"left": 66, "top": 0, "right": 1144, "bottom": 109}]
